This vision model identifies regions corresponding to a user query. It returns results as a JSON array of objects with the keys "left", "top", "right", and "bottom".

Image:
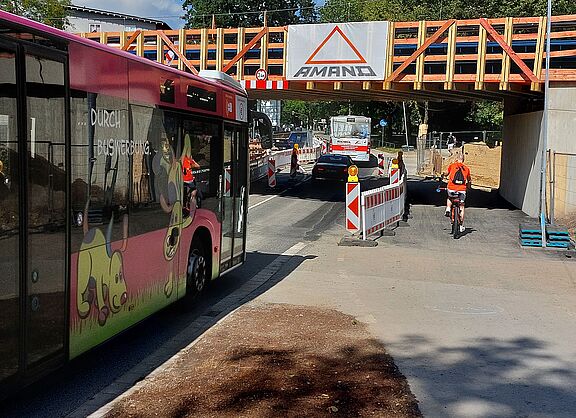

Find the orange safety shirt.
[
  {"left": 182, "top": 156, "right": 197, "bottom": 182},
  {"left": 447, "top": 162, "right": 470, "bottom": 192}
]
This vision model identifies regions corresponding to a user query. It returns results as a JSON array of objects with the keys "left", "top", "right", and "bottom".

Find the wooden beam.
[
  {"left": 136, "top": 30, "right": 144, "bottom": 57},
  {"left": 178, "top": 29, "right": 186, "bottom": 71},
  {"left": 158, "top": 31, "right": 198, "bottom": 74},
  {"left": 383, "top": 22, "right": 396, "bottom": 90},
  {"left": 385, "top": 19, "right": 455, "bottom": 83},
  {"left": 479, "top": 18, "right": 538, "bottom": 83},
  {"left": 444, "top": 22, "right": 457, "bottom": 90},
  {"left": 121, "top": 30, "right": 141, "bottom": 51},
  {"left": 415, "top": 20, "right": 426, "bottom": 90},
  {"left": 532, "top": 16, "right": 547, "bottom": 91},
  {"left": 216, "top": 28, "right": 224, "bottom": 71},
  {"left": 260, "top": 26, "right": 269, "bottom": 70},
  {"left": 223, "top": 27, "right": 268, "bottom": 73},
  {"left": 156, "top": 33, "right": 162, "bottom": 64},
  {"left": 475, "top": 24, "right": 488, "bottom": 90},
  {"left": 200, "top": 28, "right": 208, "bottom": 71},
  {"left": 282, "top": 27, "right": 288, "bottom": 78},
  {"left": 499, "top": 17, "right": 513, "bottom": 90},
  {"left": 236, "top": 27, "right": 245, "bottom": 80}
]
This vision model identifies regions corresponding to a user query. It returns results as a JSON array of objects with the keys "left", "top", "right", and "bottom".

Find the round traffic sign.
[
  {"left": 379, "top": 119, "right": 388, "bottom": 127},
  {"left": 255, "top": 68, "right": 268, "bottom": 81}
]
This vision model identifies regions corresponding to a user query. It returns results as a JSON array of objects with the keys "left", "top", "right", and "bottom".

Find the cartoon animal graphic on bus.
[
  {"left": 153, "top": 134, "right": 194, "bottom": 298},
  {"left": 77, "top": 153, "right": 129, "bottom": 326}
]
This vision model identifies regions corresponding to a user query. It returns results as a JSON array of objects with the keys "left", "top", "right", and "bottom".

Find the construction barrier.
[
  {"left": 389, "top": 167, "right": 400, "bottom": 184},
  {"left": 346, "top": 182, "right": 361, "bottom": 233},
  {"left": 377, "top": 154, "right": 392, "bottom": 177},
  {"left": 361, "top": 176, "right": 406, "bottom": 240},
  {"left": 267, "top": 158, "right": 276, "bottom": 188},
  {"left": 224, "top": 167, "right": 232, "bottom": 196}
]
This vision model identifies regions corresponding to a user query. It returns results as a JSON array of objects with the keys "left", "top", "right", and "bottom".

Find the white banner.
[{"left": 286, "top": 22, "right": 389, "bottom": 81}]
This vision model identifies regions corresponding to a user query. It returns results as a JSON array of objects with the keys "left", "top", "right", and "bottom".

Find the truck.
[{"left": 329, "top": 115, "right": 371, "bottom": 162}]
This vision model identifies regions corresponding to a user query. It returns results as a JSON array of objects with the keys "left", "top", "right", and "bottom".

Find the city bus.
[
  {"left": 329, "top": 115, "right": 371, "bottom": 162},
  {"left": 0, "top": 11, "right": 249, "bottom": 396}
]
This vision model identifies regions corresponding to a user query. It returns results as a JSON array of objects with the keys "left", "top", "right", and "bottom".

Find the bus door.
[
  {"left": 220, "top": 124, "right": 247, "bottom": 272},
  {"left": 0, "top": 39, "right": 68, "bottom": 387}
]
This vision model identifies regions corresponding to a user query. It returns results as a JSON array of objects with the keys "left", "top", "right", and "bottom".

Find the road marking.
[{"left": 248, "top": 175, "right": 310, "bottom": 211}]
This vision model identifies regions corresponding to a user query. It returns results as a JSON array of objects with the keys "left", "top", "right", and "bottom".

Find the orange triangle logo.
[{"left": 305, "top": 26, "right": 367, "bottom": 65}]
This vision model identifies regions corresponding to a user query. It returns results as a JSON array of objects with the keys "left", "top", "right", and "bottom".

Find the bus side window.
[
  {"left": 128, "top": 105, "right": 178, "bottom": 235},
  {"left": 70, "top": 92, "right": 129, "bottom": 247},
  {"left": 182, "top": 119, "right": 219, "bottom": 215}
]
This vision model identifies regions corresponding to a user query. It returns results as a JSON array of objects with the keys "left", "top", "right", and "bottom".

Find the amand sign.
[{"left": 286, "top": 22, "right": 389, "bottom": 81}]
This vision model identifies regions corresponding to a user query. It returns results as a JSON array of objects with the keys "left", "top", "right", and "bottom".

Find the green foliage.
[
  {"left": 465, "top": 101, "right": 503, "bottom": 130},
  {"left": 182, "top": 0, "right": 317, "bottom": 28},
  {"left": 0, "top": 0, "right": 70, "bottom": 29},
  {"left": 321, "top": 0, "right": 576, "bottom": 22}
]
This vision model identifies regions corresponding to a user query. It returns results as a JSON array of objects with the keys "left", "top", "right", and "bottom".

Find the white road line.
[{"left": 248, "top": 176, "right": 310, "bottom": 211}]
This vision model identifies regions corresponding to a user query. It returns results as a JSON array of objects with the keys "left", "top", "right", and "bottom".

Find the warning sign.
[{"left": 286, "top": 22, "right": 389, "bottom": 81}]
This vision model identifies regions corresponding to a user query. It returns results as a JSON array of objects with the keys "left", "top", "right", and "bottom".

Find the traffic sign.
[
  {"left": 255, "top": 68, "right": 268, "bottom": 81},
  {"left": 379, "top": 119, "right": 387, "bottom": 127}
]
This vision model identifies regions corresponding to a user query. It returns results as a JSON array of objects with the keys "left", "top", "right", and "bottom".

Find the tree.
[
  {"left": 182, "top": 0, "right": 317, "bottom": 29},
  {"left": 0, "top": 0, "right": 70, "bottom": 29}
]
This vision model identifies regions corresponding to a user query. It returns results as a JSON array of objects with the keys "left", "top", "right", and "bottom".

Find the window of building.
[{"left": 89, "top": 24, "right": 101, "bottom": 33}]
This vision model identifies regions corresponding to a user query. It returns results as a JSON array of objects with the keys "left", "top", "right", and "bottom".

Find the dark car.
[{"left": 311, "top": 154, "right": 354, "bottom": 181}]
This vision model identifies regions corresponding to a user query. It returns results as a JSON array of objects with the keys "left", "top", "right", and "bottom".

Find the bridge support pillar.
[{"left": 500, "top": 84, "right": 576, "bottom": 221}]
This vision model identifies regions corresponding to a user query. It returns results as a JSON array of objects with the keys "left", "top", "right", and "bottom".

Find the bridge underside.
[{"left": 246, "top": 81, "right": 544, "bottom": 102}]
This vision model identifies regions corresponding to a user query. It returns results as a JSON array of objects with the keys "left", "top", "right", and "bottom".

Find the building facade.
[{"left": 65, "top": 5, "right": 171, "bottom": 33}]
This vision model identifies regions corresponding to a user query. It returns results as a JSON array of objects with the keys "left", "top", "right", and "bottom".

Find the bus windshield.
[{"left": 331, "top": 120, "right": 370, "bottom": 139}]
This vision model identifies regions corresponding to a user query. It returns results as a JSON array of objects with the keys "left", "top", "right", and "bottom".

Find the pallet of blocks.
[
  {"left": 546, "top": 225, "right": 571, "bottom": 248},
  {"left": 519, "top": 223, "right": 543, "bottom": 247}
]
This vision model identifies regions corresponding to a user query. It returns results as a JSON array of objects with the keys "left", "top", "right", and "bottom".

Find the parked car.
[{"left": 311, "top": 154, "right": 354, "bottom": 181}]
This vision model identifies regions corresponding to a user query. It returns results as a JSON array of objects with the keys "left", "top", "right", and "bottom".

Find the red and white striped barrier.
[
  {"left": 346, "top": 182, "right": 361, "bottom": 233},
  {"left": 298, "top": 146, "right": 321, "bottom": 163},
  {"left": 241, "top": 80, "right": 289, "bottom": 90},
  {"left": 267, "top": 158, "right": 276, "bottom": 188},
  {"left": 377, "top": 154, "right": 387, "bottom": 177},
  {"left": 224, "top": 167, "right": 232, "bottom": 196},
  {"left": 361, "top": 176, "right": 406, "bottom": 239},
  {"left": 389, "top": 167, "right": 400, "bottom": 184}
]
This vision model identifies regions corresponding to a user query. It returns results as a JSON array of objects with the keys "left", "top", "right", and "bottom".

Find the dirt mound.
[
  {"left": 463, "top": 142, "right": 501, "bottom": 189},
  {"left": 107, "top": 304, "right": 421, "bottom": 418}
]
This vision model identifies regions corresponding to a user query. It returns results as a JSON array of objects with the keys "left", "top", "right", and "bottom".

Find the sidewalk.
[
  {"left": 90, "top": 179, "right": 576, "bottom": 418},
  {"left": 255, "top": 184, "right": 576, "bottom": 417}
]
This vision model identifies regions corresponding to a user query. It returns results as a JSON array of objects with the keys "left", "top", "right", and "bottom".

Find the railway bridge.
[{"left": 83, "top": 15, "right": 576, "bottom": 217}]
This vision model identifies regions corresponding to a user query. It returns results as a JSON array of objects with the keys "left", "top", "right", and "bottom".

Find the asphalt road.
[{"left": 0, "top": 170, "right": 365, "bottom": 418}]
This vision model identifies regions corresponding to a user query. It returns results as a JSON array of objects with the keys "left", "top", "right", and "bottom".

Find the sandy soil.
[{"left": 107, "top": 304, "right": 421, "bottom": 418}]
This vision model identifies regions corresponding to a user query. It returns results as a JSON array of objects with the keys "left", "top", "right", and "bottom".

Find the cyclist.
[{"left": 443, "top": 152, "right": 471, "bottom": 233}]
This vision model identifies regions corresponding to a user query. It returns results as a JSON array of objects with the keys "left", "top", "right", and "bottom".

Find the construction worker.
[{"left": 290, "top": 143, "right": 299, "bottom": 179}]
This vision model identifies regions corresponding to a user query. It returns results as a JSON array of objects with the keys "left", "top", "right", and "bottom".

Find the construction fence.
[{"left": 548, "top": 151, "right": 576, "bottom": 230}]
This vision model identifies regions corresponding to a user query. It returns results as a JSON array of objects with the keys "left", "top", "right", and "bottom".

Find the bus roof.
[
  {"left": 331, "top": 116, "right": 371, "bottom": 122},
  {"left": 0, "top": 10, "right": 247, "bottom": 98}
]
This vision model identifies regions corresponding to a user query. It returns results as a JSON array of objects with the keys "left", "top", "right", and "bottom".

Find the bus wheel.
[{"left": 187, "top": 237, "right": 208, "bottom": 298}]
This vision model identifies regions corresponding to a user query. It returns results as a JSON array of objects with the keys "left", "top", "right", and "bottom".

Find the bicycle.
[{"left": 436, "top": 186, "right": 465, "bottom": 239}]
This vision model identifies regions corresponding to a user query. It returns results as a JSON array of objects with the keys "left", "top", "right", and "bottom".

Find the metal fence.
[
  {"left": 416, "top": 130, "right": 502, "bottom": 176},
  {"left": 549, "top": 151, "right": 576, "bottom": 229}
]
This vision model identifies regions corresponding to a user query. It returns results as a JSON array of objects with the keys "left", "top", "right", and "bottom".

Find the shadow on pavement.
[
  {"left": 389, "top": 334, "right": 576, "bottom": 417},
  {"left": 0, "top": 250, "right": 316, "bottom": 418},
  {"left": 406, "top": 177, "right": 517, "bottom": 210}
]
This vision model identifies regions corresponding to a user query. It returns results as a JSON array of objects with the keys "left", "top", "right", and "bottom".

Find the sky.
[{"left": 74, "top": 0, "right": 326, "bottom": 29}]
